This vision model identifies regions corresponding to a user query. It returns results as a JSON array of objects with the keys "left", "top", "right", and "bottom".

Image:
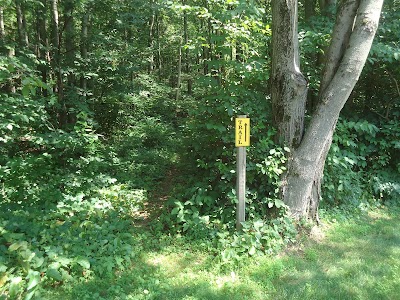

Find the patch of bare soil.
[{"left": 134, "top": 167, "right": 181, "bottom": 225}]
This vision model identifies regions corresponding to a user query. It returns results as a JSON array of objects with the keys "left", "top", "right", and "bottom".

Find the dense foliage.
[{"left": 0, "top": 0, "right": 399, "bottom": 298}]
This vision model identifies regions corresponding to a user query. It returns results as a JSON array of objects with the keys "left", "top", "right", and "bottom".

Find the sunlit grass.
[{"left": 40, "top": 206, "right": 400, "bottom": 300}]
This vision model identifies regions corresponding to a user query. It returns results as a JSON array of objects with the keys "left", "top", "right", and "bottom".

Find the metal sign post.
[{"left": 235, "top": 115, "right": 250, "bottom": 231}]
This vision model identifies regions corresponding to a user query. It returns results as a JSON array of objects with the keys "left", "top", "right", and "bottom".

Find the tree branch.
[{"left": 319, "top": 0, "right": 360, "bottom": 95}]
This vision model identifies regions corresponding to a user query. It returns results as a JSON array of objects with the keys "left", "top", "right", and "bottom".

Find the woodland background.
[{"left": 0, "top": 0, "right": 399, "bottom": 299}]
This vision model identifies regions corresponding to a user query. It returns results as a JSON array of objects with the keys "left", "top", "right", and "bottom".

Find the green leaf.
[
  {"left": 24, "top": 290, "right": 37, "bottom": 300},
  {"left": 253, "top": 220, "right": 264, "bottom": 230},
  {"left": 26, "top": 270, "right": 40, "bottom": 291},
  {"left": 0, "top": 264, "right": 7, "bottom": 273},
  {"left": 57, "top": 257, "right": 72, "bottom": 267},
  {"left": 9, "top": 276, "right": 22, "bottom": 298},
  {"left": 76, "top": 258, "right": 90, "bottom": 269},
  {"left": 31, "top": 256, "right": 45, "bottom": 268},
  {"left": 9, "top": 241, "right": 28, "bottom": 252},
  {"left": 274, "top": 199, "right": 285, "bottom": 208},
  {"left": 22, "top": 86, "right": 30, "bottom": 97},
  {"left": 46, "top": 268, "right": 63, "bottom": 281},
  {"left": 20, "top": 114, "right": 29, "bottom": 123}
]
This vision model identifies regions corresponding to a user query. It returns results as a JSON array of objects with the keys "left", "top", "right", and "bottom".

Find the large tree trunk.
[
  {"left": 272, "top": 0, "right": 384, "bottom": 220},
  {"left": 271, "top": 0, "right": 308, "bottom": 149}
]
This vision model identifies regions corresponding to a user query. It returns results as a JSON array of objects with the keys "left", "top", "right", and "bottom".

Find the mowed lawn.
[{"left": 42, "top": 206, "right": 400, "bottom": 300}]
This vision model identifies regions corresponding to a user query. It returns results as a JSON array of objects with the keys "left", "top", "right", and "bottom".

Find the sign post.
[{"left": 235, "top": 115, "right": 250, "bottom": 231}]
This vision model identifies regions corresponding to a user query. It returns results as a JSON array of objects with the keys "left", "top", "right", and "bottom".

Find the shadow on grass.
[
  {"left": 40, "top": 246, "right": 262, "bottom": 300},
  {"left": 39, "top": 208, "right": 400, "bottom": 300},
  {"left": 250, "top": 211, "right": 400, "bottom": 300}
]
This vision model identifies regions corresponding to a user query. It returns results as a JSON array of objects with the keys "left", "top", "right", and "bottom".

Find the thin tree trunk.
[
  {"left": 51, "top": 0, "right": 64, "bottom": 126},
  {"left": 80, "top": 13, "right": 88, "bottom": 90},
  {"left": 16, "top": 0, "right": 29, "bottom": 47},
  {"left": 0, "top": 7, "right": 5, "bottom": 39},
  {"left": 183, "top": 0, "right": 192, "bottom": 94},
  {"left": 157, "top": 14, "right": 162, "bottom": 79},
  {"left": 37, "top": 0, "right": 49, "bottom": 94},
  {"left": 176, "top": 38, "right": 182, "bottom": 101},
  {"left": 64, "top": 0, "right": 75, "bottom": 87},
  {"left": 148, "top": 9, "right": 155, "bottom": 73}
]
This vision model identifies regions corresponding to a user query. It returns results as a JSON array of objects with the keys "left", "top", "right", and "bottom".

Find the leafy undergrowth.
[
  {"left": 0, "top": 171, "right": 148, "bottom": 300},
  {"left": 30, "top": 205, "right": 399, "bottom": 300}
]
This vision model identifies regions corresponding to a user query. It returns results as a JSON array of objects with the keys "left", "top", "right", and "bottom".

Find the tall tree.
[
  {"left": 36, "top": 0, "right": 49, "bottom": 89},
  {"left": 64, "top": 0, "right": 75, "bottom": 87},
  {"left": 0, "top": 6, "right": 5, "bottom": 39},
  {"left": 271, "top": 0, "right": 384, "bottom": 220},
  {"left": 50, "top": 0, "right": 65, "bottom": 125},
  {"left": 16, "top": 0, "right": 29, "bottom": 47},
  {"left": 80, "top": 11, "right": 88, "bottom": 90}
]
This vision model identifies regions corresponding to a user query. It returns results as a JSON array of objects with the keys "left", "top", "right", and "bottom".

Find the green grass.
[{"left": 38, "top": 206, "right": 400, "bottom": 300}]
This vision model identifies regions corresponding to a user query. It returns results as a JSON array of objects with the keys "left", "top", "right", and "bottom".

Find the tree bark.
[
  {"left": 176, "top": 38, "right": 182, "bottom": 101},
  {"left": 64, "top": 0, "right": 75, "bottom": 87},
  {"left": 278, "top": 0, "right": 384, "bottom": 220},
  {"left": 148, "top": 7, "right": 155, "bottom": 73},
  {"left": 183, "top": 0, "right": 192, "bottom": 94},
  {"left": 0, "top": 7, "right": 5, "bottom": 39},
  {"left": 319, "top": 0, "right": 359, "bottom": 95},
  {"left": 271, "top": 0, "right": 308, "bottom": 149},
  {"left": 36, "top": 0, "right": 49, "bottom": 92},
  {"left": 80, "top": 13, "right": 89, "bottom": 90},
  {"left": 16, "top": 0, "right": 29, "bottom": 47},
  {"left": 50, "top": 0, "right": 64, "bottom": 126},
  {"left": 156, "top": 14, "right": 162, "bottom": 79}
]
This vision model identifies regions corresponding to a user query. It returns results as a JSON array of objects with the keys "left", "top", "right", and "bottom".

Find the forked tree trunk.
[{"left": 272, "top": 0, "right": 384, "bottom": 220}]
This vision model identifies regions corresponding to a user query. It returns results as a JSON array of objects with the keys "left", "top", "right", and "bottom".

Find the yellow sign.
[{"left": 235, "top": 117, "right": 250, "bottom": 147}]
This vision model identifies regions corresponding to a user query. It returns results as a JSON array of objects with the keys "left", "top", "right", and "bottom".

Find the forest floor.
[{"left": 41, "top": 205, "right": 400, "bottom": 300}]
